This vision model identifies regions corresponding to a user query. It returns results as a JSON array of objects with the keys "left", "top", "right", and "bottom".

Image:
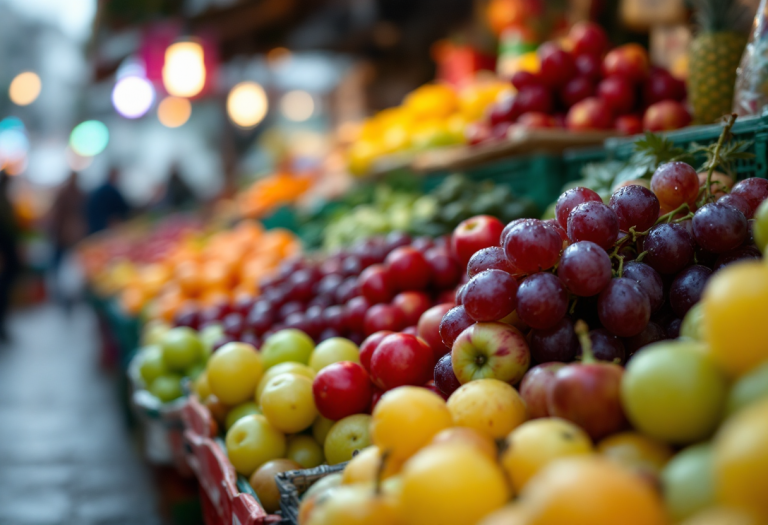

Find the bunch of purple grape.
[{"left": 443, "top": 161, "right": 768, "bottom": 366}]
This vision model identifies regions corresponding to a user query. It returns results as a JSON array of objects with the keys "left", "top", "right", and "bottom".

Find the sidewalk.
[{"left": 0, "top": 303, "right": 163, "bottom": 525}]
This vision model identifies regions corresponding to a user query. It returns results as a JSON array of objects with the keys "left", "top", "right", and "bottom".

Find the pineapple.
[{"left": 688, "top": 0, "right": 752, "bottom": 124}]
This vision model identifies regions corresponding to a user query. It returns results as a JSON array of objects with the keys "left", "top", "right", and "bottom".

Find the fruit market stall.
[{"left": 113, "top": 113, "right": 768, "bottom": 525}]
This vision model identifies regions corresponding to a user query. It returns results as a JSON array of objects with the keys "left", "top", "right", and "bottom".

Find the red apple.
[
  {"left": 643, "top": 69, "right": 686, "bottom": 105},
  {"left": 451, "top": 322, "right": 530, "bottom": 384},
  {"left": 313, "top": 361, "right": 374, "bottom": 420},
  {"left": 359, "top": 330, "right": 393, "bottom": 371},
  {"left": 511, "top": 70, "right": 543, "bottom": 91},
  {"left": 565, "top": 97, "right": 613, "bottom": 130},
  {"left": 514, "top": 85, "right": 554, "bottom": 115},
  {"left": 434, "top": 353, "right": 462, "bottom": 397},
  {"left": 392, "top": 291, "right": 431, "bottom": 327},
  {"left": 538, "top": 42, "right": 577, "bottom": 88},
  {"left": 615, "top": 114, "right": 643, "bottom": 135},
  {"left": 358, "top": 264, "right": 395, "bottom": 304},
  {"left": 545, "top": 322, "right": 627, "bottom": 439},
  {"left": 559, "top": 76, "right": 595, "bottom": 109},
  {"left": 403, "top": 326, "right": 419, "bottom": 336},
  {"left": 439, "top": 305, "right": 475, "bottom": 349},
  {"left": 370, "top": 387, "right": 384, "bottom": 413},
  {"left": 603, "top": 43, "right": 649, "bottom": 83},
  {"left": 519, "top": 362, "right": 565, "bottom": 419},
  {"left": 451, "top": 215, "right": 505, "bottom": 267},
  {"left": 597, "top": 75, "right": 636, "bottom": 115},
  {"left": 643, "top": 100, "right": 691, "bottom": 131},
  {"left": 569, "top": 22, "right": 609, "bottom": 57},
  {"left": 487, "top": 95, "right": 519, "bottom": 126},
  {"left": 363, "top": 303, "right": 405, "bottom": 335},
  {"left": 417, "top": 303, "right": 454, "bottom": 361},
  {"left": 517, "top": 112, "right": 557, "bottom": 129},
  {"left": 369, "top": 333, "right": 435, "bottom": 390},
  {"left": 465, "top": 121, "right": 491, "bottom": 146},
  {"left": 575, "top": 53, "right": 602, "bottom": 81},
  {"left": 385, "top": 247, "right": 431, "bottom": 291},
  {"left": 424, "top": 247, "right": 461, "bottom": 290},
  {"left": 344, "top": 296, "right": 371, "bottom": 334},
  {"left": 491, "top": 122, "right": 513, "bottom": 140}
]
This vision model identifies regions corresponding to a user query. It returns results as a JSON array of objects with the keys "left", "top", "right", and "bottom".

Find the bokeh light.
[
  {"left": 281, "top": 90, "right": 315, "bottom": 122},
  {"left": 0, "top": 117, "right": 25, "bottom": 132},
  {"left": 0, "top": 129, "right": 29, "bottom": 166},
  {"left": 112, "top": 76, "right": 155, "bottom": 118},
  {"left": 227, "top": 82, "right": 268, "bottom": 129},
  {"left": 157, "top": 97, "right": 192, "bottom": 128},
  {"left": 69, "top": 120, "right": 109, "bottom": 157},
  {"left": 9, "top": 72, "right": 42, "bottom": 106},
  {"left": 163, "top": 41, "right": 206, "bottom": 98},
  {"left": 267, "top": 47, "right": 292, "bottom": 67},
  {"left": 66, "top": 147, "right": 93, "bottom": 171}
]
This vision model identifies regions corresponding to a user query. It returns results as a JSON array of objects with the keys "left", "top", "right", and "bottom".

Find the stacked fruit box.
[{"left": 182, "top": 396, "right": 276, "bottom": 525}]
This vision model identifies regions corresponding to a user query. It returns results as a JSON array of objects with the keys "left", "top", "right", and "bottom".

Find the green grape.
[{"left": 661, "top": 443, "right": 715, "bottom": 521}]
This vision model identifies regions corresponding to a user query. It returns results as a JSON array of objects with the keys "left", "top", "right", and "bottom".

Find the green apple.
[
  {"left": 199, "top": 323, "right": 224, "bottom": 359},
  {"left": 680, "top": 302, "right": 704, "bottom": 341},
  {"left": 324, "top": 414, "right": 371, "bottom": 465},
  {"left": 661, "top": 443, "right": 715, "bottom": 521},
  {"left": 225, "top": 401, "right": 262, "bottom": 430},
  {"left": 139, "top": 345, "right": 166, "bottom": 385},
  {"left": 725, "top": 361, "right": 768, "bottom": 416},
  {"left": 225, "top": 414, "right": 286, "bottom": 476},
  {"left": 451, "top": 322, "right": 530, "bottom": 385},
  {"left": 160, "top": 327, "right": 204, "bottom": 372},
  {"left": 286, "top": 434, "right": 325, "bottom": 468},
  {"left": 261, "top": 329, "right": 315, "bottom": 369},
  {"left": 185, "top": 362, "right": 206, "bottom": 381},
  {"left": 149, "top": 373, "right": 184, "bottom": 403},
  {"left": 309, "top": 337, "right": 360, "bottom": 372},
  {"left": 142, "top": 319, "right": 171, "bottom": 346},
  {"left": 313, "top": 416, "right": 336, "bottom": 446}
]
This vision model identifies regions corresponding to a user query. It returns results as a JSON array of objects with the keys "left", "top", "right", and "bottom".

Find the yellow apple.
[
  {"left": 447, "top": 378, "right": 527, "bottom": 439},
  {"left": 249, "top": 459, "right": 301, "bottom": 513},
  {"left": 255, "top": 362, "right": 316, "bottom": 404},
  {"left": 324, "top": 414, "right": 372, "bottom": 465},
  {"left": 309, "top": 337, "right": 360, "bottom": 372},
  {"left": 225, "top": 414, "right": 286, "bottom": 476},
  {"left": 261, "top": 373, "right": 317, "bottom": 433},
  {"left": 286, "top": 435, "right": 324, "bottom": 468},
  {"left": 207, "top": 342, "right": 263, "bottom": 405}
]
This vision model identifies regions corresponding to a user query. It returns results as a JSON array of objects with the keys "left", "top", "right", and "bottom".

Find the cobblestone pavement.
[{"left": 0, "top": 304, "right": 164, "bottom": 525}]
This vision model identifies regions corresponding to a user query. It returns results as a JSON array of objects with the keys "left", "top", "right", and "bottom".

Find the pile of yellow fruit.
[{"left": 347, "top": 80, "right": 511, "bottom": 176}]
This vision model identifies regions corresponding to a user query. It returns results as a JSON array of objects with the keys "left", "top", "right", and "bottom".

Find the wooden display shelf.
[{"left": 412, "top": 128, "right": 619, "bottom": 173}]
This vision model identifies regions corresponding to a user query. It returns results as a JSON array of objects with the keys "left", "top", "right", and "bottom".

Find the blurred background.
[{"left": 0, "top": 0, "right": 763, "bottom": 524}]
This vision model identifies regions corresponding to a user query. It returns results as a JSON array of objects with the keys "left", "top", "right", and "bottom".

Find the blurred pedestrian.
[
  {"left": 48, "top": 171, "right": 86, "bottom": 308},
  {"left": 0, "top": 170, "right": 20, "bottom": 341},
  {"left": 86, "top": 167, "right": 130, "bottom": 234},
  {"left": 161, "top": 165, "right": 197, "bottom": 211}
]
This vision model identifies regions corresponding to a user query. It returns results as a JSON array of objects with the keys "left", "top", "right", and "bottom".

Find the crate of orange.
[
  {"left": 147, "top": 223, "right": 302, "bottom": 325},
  {"left": 238, "top": 171, "right": 313, "bottom": 220}
]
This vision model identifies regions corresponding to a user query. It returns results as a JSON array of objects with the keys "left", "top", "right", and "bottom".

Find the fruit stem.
[
  {"left": 655, "top": 202, "right": 690, "bottom": 225},
  {"left": 616, "top": 255, "right": 625, "bottom": 277},
  {"left": 574, "top": 320, "right": 596, "bottom": 364},
  {"left": 636, "top": 250, "right": 648, "bottom": 262},
  {"left": 704, "top": 113, "right": 738, "bottom": 203},
  {"left": 671, "top": 212, "right": 694, "bottom": 224},
  {"left": 569, "top": 296, "right": 579, "bottom": 315},
  {"left": 375, "top": 450, "right": 390, "bottom": 496}
]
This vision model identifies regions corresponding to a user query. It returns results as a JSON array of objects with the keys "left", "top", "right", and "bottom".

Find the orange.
[{"left": 175, "top": 260, "right": 203, "bottom": 297}]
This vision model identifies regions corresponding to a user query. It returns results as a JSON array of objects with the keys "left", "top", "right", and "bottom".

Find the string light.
[
  {"left": 163, "top": 41, "right": 206, "bottom": 98},
  {"left": 9, "top": 72, "right": 42, "bottom": 106},
  {"left": 280, "top": 90, "right": 315, "bottom": 122},
  {"left": 70, "top": 121, "right": 109, "bottom": 157},
  {"left": 227, "top": 82, "right": 268, "bottom": 129},
  {"left": 157, "top": 97, "right": 192, "bottom": 128},
  {"left": 112, "top": 76, "right": 155, "bottom": 118}
]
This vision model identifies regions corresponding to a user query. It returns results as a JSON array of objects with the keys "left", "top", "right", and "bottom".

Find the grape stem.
[
  {"left": 569, "top": 296, "right": 579, "bottom": 314},
  {"left": 635, "top": 250, "right": 648, "bottom": 262},
  {"left": 616, "top": 255, "right": 625, "bottom": 277},
  {"left": 704, "top": 113, "right": 738, "bottom": 204},
  {"left": 656, "top": 202, "right": 690, "bottom": 224},
  {"left": 574, "top": 320, "right": 596, "bottom": 364}
]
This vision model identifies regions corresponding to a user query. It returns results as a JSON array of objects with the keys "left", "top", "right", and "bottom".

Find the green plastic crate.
[
  {"left": 421, "top": 154, "right": 566, "bottom": 211},
  {"left": 606, "top": 114, "right": 768, "bottom": 180}
]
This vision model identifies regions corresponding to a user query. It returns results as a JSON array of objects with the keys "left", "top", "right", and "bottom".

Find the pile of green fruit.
[
  {"left": 322, "top": 175, "right": 538, "bottom": 249},
  {"left": 135, "top": 322, "right": 221, "bottom": 403}
]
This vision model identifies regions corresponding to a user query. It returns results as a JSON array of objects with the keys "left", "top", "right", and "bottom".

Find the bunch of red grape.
[
  {"left": 174, "top": 232, "right": 463, "bottom": 350},
  {"left": 440, "top": 164, "right": 768, "bottom": 367}
]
